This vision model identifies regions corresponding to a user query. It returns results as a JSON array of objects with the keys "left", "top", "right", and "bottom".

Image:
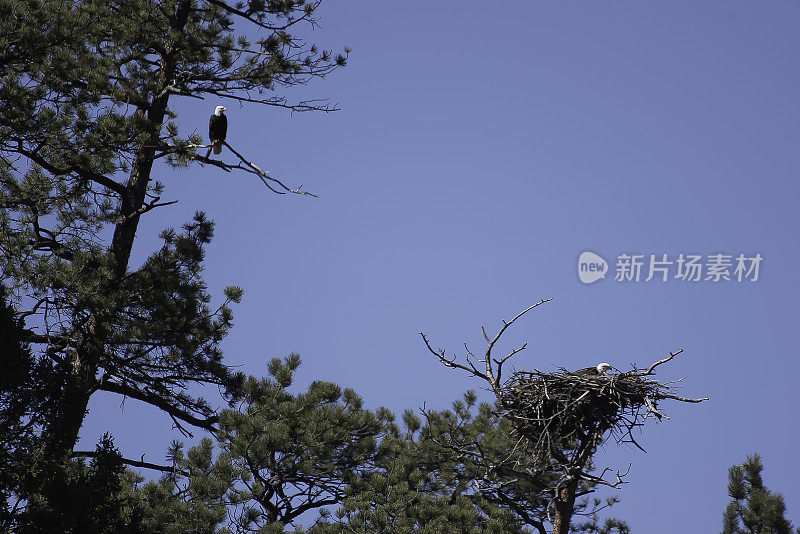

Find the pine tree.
[
  {"left": 10, "top": 435, "right": 145, "bottom": 534},
  {"left": 317, "top": 393, "right": 546, "bottom": 533},
  {"left": 0, "top": 0, "right": 347, "bottom": 519},
  {"left": 0, "top": 284, "right": 56, "bottom": 529},
  {"left": 722, "top": 454, "right": 799, "bottom": 534},
  {"left": 216, "top": 355, "right": 391, "bottom": 530},
  {"left": 312, "top": 391, "right": 625, "bottom": 534},
  {"left": 85, "top": 359, "right": 621, "bottom": 533},
  {"left": 112, "top": 356, "right": 390, "bottom": 533}
]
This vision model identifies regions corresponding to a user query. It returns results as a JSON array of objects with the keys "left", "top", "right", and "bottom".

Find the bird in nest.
[{"left": 575, "top": 362, "right": 614, "bottom": 376}]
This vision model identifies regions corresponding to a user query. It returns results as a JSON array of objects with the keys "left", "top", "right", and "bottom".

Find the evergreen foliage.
[
  {"left": 315, "top": 393, "right": 544, "bottom": 533},
  {"left": 311, "top": 389, "right": 623, "bottom": 534},
  {"left": 128, "top": 438, "right": 233, "bottom": 534},
  {"left": 0, "top": 0, "right": 346, "bottom": 521},
  {"left": 217, "top": 355, "right": 392, "bottom": 530},
  {"left": 0, "top": 284, "right": 54, "bottom": 529},
  {"left": 71, "top": 358, "right": 621, "bottom": 533},
  {"left": 722, "top": 454, "right": 799, "bottom": 534},
  {"left": 5, "top": 434, "right": 144, "bottom": 534}
]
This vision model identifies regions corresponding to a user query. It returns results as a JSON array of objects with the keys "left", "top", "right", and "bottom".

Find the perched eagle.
[
  {"left": 575, "top": 362, "right": 614, "bottom": 376},
  {"left": 208, "top": 105, "right": 228, "bottom": 155}
]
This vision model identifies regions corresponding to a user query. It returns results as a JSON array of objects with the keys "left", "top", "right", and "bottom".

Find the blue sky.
[{"left": 81, "top": 2, "right": 800, "bottom": 532}]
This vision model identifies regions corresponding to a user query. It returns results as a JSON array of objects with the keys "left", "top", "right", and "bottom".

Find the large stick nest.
[{"left": 498, "top": 369, "right": 677, "bottom": 452}]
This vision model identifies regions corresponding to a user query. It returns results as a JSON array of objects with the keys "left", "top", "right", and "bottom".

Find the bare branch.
[
  {"left": 643, "top": 349, "right": 683, "bottom": 375},
  {"left": 201, "top": 90, "right": 340, "bottom": 112},
  {"left": 97, "top": 379, "right": 219, "bottom": 433},
  {"left": 660, "top": 393, "right": 709, "bottom": 403},
  {"left": 72, "top": 450, "right": 190, "bottom": 477},
  {"left": 222, "top": 141, "right": 317, "bottom": 197},
  {"left": 483, "top": 299, "right": 554, "bottom": 389},
  {"left": 421, "top": 299, "right": 553, "bottom": 393},
  {"left": 202, "top": 0, "right": 319, "bottom": 32},
  {"left": 190, "top": 141, "right": 317, "bottom": 196},
  {"left": 494, "top": 342, "right": 527, "bottom": 384},
  {"left": 419, "top": 332, "right": 489, "bottom": 382},
  {"left": 157, "top": 84, "right": 204, "bottom": 99},
  {"left": 117, "top": 197, "right": 179, "bottom": 223}
]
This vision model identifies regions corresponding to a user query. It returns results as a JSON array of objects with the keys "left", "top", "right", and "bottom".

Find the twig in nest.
[{"left": 497, "top": 355, "right": 707, "bottom": 474}]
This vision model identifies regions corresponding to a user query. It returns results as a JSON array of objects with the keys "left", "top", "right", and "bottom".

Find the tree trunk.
[
  {"left": 551, "top": 433, "right": 597, "bottom": 534},
  {"left": 40, "top": 0, "right": 191, "bottom": 464},
  {"left": 552, "top": 479, "right": 578, "bottom": 534},
  {"left": 41, "top": 317, "right": 103, "bottom": 465}
]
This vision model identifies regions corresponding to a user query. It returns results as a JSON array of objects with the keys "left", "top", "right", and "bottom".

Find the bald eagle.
[
  {"left": 575, "top": 362, "right": 613, "bottom": 376},
  {"left": 208, "top": 105, "right": 227, "bottom": 155}
]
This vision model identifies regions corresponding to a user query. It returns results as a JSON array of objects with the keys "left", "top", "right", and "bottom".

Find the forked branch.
[
  {"left": 420, "top": 298, "right": 553, "bottom": 391},
  {"left": 190, "top": 141, "right": 317, "bottom": 196}
]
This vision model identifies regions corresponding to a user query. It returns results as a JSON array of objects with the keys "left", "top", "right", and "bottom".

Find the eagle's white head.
[
  {"left": 214, "top": 105, "right": 227, "bottom": 116},
  {"left": 596, "top": 362, "right": 613, "bottom": 374}
]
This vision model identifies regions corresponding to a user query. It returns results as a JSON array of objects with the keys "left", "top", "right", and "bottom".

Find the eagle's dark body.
[
  {"left": 574, "top": 363, "right": 613, "bottom": 376},
  {"left": 209, "top": 109, "right": 228, "bottom": 154}
]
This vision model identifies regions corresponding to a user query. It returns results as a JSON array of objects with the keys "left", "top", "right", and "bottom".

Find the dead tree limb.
[
  {"left": 221, "top": 141, "right": 317, "bottom": 197},
  {"left": 419, "top": 298, "right": 554, "bottom": 389},
  {"left": 167, "top": 141, "right": 318, "bottom": 197},
  {"left": 72, "top": 450, "right": 190, "bottom": 477}
]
